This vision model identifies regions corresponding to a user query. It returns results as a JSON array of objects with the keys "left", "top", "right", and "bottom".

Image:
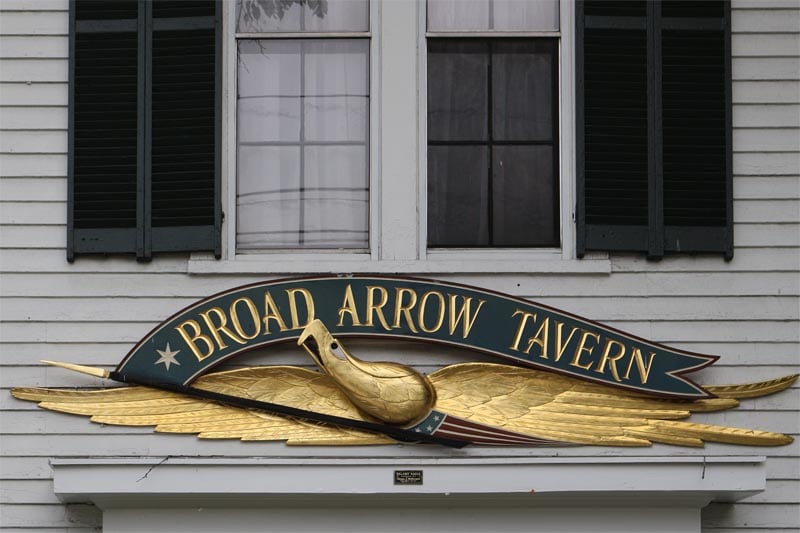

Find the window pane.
[
  {"left": 493, "top": 40, "right": 554, "bottom": 142},
  {"left": 428, "top": 0, "right": 489, "bottom": 31},
  {"left": 304, "top": 145, "right": 368, "bottom": 247},
  {"left": 492, "top": 146, "right": 557, "bottom": 246},
  {"left": 428, "top": 146, "right": 490, "bottom": 246},
  {"left": 428, "top": 0, "right": 559, "bottom": 31},
  {"left": 428, "top": 40, "right": 489, "bottom": 142},
  {"left": 492, "top": 0, "right": 559, "bottom": 31},
  {"left": 237, "top": 39, "right": 369, "bottom": 250},
  {"left": 304, "top": 97, "right": 367, "bottom": 142},
  {"left": 237, "top": 0, "right": 368, "bottom": 33},
  {"left": 237, "top": 145, "right": 302, "bottom": 249}
]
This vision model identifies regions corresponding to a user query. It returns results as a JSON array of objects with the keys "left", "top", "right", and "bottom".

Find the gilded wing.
[
  {"left": 430, "top": 363, "right": 796, "bottom": 447},
  {"left": 12, "top": 366, "right": 391, "bottom": 446},
  {"left": 12, "top": 363, "right": 796, "bottom": 447}
]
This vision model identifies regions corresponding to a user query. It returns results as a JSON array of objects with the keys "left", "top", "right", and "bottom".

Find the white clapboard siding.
[
  {"left": 734, "top": 129, "right": 800, "bottom": 152},
  {"left": 733, "top": 33, "right": 800, "bottom": 57},
  {"left": 0, "top": 82, "right": 67, "bottom": 106},
  {"left": 0, "top": 106, "right": 67, "bottom": 130},
  {"left": 734, "top": 176, "right": 798, "bottom": 199},
  {"left": 0, "top": 131, "right": 67, "bottom": 153},
  {"left": 0, "top": 12, "right": 67, "bottom": 36},
  {"left": 734, "top": 105, "right": 800, "bottom": 127},
  {"left": 0, "top": 59, "right": 67, "bottom": 82},
  {"left": 0, "top": 270, "right": 798, "bottom": 298},
  {"left": 733, "top": 80, "right": 800, "bottom": 103},
  {"left": 0, "top": 0, "right": 67, "bottom": 11},
  {"left": 0, "top": 177, "right": 67, "bottom": 201},
  {"left": 0, "top": 1, "right": 797, "bottom": 533},
  {"left": 0, "top": 36, "right": 68, "bottom": 58}
]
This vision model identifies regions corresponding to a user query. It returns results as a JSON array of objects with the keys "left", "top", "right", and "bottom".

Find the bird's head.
[{"left": 297, "top": 319, "right": 435, "bottom": 426}]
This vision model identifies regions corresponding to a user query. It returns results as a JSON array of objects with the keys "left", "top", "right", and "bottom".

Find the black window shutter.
[
  {"left": 68, "top": 0, "right": 221, "bottom": 261},
  {"left": 576, "top": 0, "right": 732, "bottom": 259}
]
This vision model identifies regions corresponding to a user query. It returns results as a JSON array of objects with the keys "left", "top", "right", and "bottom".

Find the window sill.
[{"left": 187, "top": 251, "right": 611, "bottom": 275}]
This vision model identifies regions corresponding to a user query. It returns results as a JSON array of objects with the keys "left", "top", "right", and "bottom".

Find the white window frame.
[
  {"left": 221, "top": 0, "right": 381, "bottom": 262},
  {"left": 419, "top": 0, "right": 575, "bottom": 262},
  {"left": 192, "top": 0, "right": 607, "bottom": 275}
]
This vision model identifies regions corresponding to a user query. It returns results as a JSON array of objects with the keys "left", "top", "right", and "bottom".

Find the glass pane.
[
  {"left": 236, "top": 39, "right": 369, "bottom": 250},
  {"left": 428, "top": 40, "right": 489, "bottom": 142},
  {"left": 428, "top": 0, "right": 558, "bottom": 31},
  {"left": 304, "top": 96, "right": 368, "bottom": 142},
  {"left": 492, "top": 40, "right": 554, "bottom": 142},
  {"left": 492, "top": 145, "right": 557, "bottom": 246},
  {"left": 492, "top": 0, "right": 559, "bottom": 31},
  {"left": 237, "top": 0, "right": 369, "bottom": 33},
  {"left": 428, "top": 0, "right": 489, "bottom": 31},
  {"left": 238, "top": 97, "right": 301, "bottom": 142},
  {"left": 428, "top": 145, "right": 490, "bottom": 246},
  {"left": 304, "top": 145, "right": 368, "bottom": 248},
  {"left": 237, "top": 145, "right": 302, "bottom": 249},
  {"left": 304, "top": 40, "right": 368, "bottom": 96}
]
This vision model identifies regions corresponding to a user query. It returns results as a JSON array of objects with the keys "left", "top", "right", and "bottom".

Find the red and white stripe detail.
[{"left": 433, "top": 414, "right": 566, "bottom": 446}]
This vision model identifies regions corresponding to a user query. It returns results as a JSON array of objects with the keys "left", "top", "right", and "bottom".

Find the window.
[
  {"left": 426, "top": 0, "right": 560, "bottom": 249},
  {"left": 235, "top": 0, "right": 370, "bottom": 251},
  {"left": 68, "top": 0, "right": 221, "bottom": 261},
  {"left": 576, "top": 0, "right": 732, "bottom": 259}
]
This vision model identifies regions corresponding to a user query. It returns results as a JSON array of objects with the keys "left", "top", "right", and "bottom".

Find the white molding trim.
[
  {"left": 51, "top": 456, "right": 765, "bottom": 507},
  {"left": 187, "top": 255, "right": 611, "bottom": 274}
]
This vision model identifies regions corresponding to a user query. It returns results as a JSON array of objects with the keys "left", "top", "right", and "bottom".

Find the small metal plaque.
[{"left": 394, "top": 470, "right": 423, "bottom": 485}]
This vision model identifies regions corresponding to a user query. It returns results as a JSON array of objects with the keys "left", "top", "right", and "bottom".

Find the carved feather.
[{"left": 11, "top": 363, "right": 796, "bottom": 447}]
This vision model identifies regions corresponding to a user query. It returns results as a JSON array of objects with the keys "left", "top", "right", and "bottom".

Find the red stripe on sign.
[{"left": 436, "top": 417, "right": 563, "bottom": 445}]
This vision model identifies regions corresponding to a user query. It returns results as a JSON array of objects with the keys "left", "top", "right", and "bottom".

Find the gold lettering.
[
  {"left": 262, "top": 291, "right": 289, "bottom": 333},
  {"left": 510, "top": 310, "right": 537, "bottom": 351},
  {"left": 554, "top": 322, "right": 580, "bottom": 362},
  {"left": 392, "top": 287, "right": 418, "bottom": 333},
  {"left": 175, "top": 319, "right": 215, "bottom": 362},
  {"left": 571, "top": 330, "right": 600, "bottom": 370},
  {"left": 596, "top": 338, "right": 626, "bottom": 382},
  {"left": 524, "top": 317, "right": 550, "bottom": 358},
  {"left": 337, "top": 284, "right": 362, "bottom": 327},
  {"left": 229, "top": 297, "right": 261, "bottom": 341},
  {"left": 448, "top": 295, "right": 485, "bottom": 339},
  {"left": 200, "top": 307, "right": 246, "bottom": 349},
  {"left": 418, "top": 290, "right": 446, "bottom": 333},
  {"left": 285, "top": 288, "right": 315, "bottom": 330},
  {"left": 365, "top": 286, "right": 392, "bottom": 330},
  {"left": 623, "top": 347, "right": 657, "bottom": 384}
]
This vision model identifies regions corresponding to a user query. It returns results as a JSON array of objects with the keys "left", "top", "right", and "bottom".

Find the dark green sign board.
[{"left": 117, "top": 276, "right": 717, "bottom": 398}]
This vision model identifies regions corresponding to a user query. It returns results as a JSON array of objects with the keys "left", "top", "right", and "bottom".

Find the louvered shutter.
[
  {"left": 576, "top": 0, "right": 732, "bottom": 259},
  {"left": 70, "top": 0, "right": 140, "bottom": 255},
  {"left": 68, "top": 0, "right": 221, "bottom": 260}
]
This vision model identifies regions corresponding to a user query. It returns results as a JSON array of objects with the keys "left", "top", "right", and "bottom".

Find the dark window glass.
[{"left": 427, "top": 39, "right": 558, "bottom": 248}]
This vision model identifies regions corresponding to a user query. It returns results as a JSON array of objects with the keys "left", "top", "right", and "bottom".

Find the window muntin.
[
  {"left": 235, "top": 0, "right": 370, "bottom": 251},
  {"left": 426, "top": 37, "right": 558, "bottom": 248}
]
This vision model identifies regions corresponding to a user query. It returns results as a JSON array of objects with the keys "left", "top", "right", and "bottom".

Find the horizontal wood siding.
[{"left": 0, "top": 0, "right": 797, "bottom": 531}]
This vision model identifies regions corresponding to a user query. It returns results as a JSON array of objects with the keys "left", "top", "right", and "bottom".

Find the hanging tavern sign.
[{"left": 12, "top": 276, "right": 797, "bottom": 448}]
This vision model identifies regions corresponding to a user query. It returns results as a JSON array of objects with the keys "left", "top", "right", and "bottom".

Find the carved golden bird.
[
  {"left": 10, "top": 321, "right": 797, "bottom": 447},
  {"left": 297, "top": 319, "right": 436, "bottom": 425}
]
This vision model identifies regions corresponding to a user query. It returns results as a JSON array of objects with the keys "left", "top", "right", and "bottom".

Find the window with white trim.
[
  {"left": 426, "top": 0, "right": 561, "bottom": 248},
  {"left": 235, "top": 0, "right": 370, "bottom": 251}
]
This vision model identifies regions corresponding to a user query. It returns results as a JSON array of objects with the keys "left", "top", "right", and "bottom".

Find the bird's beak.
[{"left": 297, "top": 319, "right": 332, "bottom": 369}]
